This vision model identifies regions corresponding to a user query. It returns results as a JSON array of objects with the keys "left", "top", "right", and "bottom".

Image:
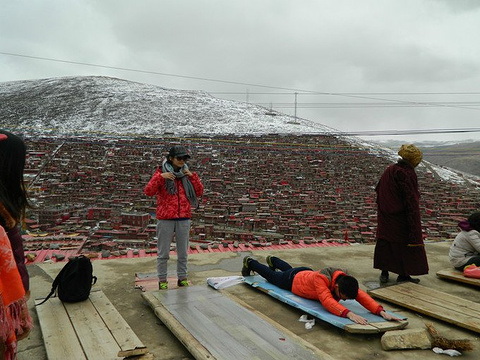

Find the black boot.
[{"left": 397, "top": 275, "right": 420, "bottom": 284}]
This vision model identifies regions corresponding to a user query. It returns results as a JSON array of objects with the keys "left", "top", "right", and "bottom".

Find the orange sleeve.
[{"left": 356, "top": 289, "right": 383, "bottom": 315}]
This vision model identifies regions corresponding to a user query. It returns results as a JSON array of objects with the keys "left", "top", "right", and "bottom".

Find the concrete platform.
[{"left": 19, "top": 242, "right": 480, "bottom": 360}]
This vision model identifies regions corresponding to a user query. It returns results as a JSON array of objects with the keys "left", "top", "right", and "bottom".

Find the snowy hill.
[
  {"left": 0, "top": 76, "right": 335, "bottom": 136},
  {"left": 1, "top": 75, "right": 479, "bottom": 186}
]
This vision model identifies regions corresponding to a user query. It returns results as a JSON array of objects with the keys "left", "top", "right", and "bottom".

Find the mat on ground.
[{"left": 244, "top": 275, "right": 408, "bottom": 334}]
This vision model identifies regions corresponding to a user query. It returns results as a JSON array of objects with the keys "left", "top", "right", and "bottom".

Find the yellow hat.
[{"left": 398, "top": 144, "right": 422, "bottom": 167}]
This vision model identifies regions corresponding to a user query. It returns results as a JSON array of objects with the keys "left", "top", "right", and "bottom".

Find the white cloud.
[{"left": 1, "top": 0, "right": 480, "bottom": 142}]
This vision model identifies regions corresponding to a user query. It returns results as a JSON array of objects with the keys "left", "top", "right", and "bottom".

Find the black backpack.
[{"left": 38, "top": 255, "right": 98, "bottom": 305}]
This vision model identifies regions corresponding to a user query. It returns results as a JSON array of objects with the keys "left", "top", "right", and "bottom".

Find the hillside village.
[{"left": 21, "top": 132, "right": 480, "bottom": 263}]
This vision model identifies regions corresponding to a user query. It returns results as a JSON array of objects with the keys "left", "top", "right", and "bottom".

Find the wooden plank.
[
  {"left": 345, "top": 321, "right": 404, "bottom": 333},
  {"left": 244, "top": 275, "right": 407, "bottom": 334},
  {"left": 369, "top": 282, "right": 480, "bottom": 333},
  {"left": 393, "top": 282, "right": 480, "bottom": 315},
  {"left": 375, "top": 282, "right": 480, "bottom": 318},
  {"left": 35, "top": 298, "right": 87, "bottom": 360},
  {"left": 224, "top": 292, "right": 336, "bottom": 360},
  {"left": 142, "top": 291, "right": 215, "bottom": 360},
  {"left": 64, "top": 300, "right": 123, "bottom": 359},
  {"left": 89, "top": 291, "right": 147, "bottom": 357},
  {"left": 143, "top": 286, "right": 328, "bottom": 360},
  {"left": 437, "top": 269, "right": 480, "bottom": 287},
  {"left": 36, "top": 291, "right": 150, "bottom": 360}
]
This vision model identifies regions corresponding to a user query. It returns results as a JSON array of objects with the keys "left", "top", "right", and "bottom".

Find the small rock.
[
  {"left": 53, "top": 254, "right": 65, "bottom": 261},
  {"left": 26, "top": 253, "right": 37, "bottom": 262}
]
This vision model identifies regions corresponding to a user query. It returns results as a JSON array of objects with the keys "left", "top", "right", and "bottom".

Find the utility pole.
[{"left": 294, "top": 92, "right": 298, "bottom": 121}]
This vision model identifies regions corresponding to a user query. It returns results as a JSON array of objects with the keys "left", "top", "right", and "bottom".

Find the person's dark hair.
[
  {"left": 337, "top": 275, "right": 359, "bottom": 299},
  {"left": 0, "top": 130, "right": 29, "bottom": 226},
  {"left": 468, "top": 212, "right": 480, "bottom": 232}
]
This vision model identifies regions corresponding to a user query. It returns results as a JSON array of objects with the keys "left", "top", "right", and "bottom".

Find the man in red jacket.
[
  {"left": 242, "top": 255, "right": 401, "bottom": 325},
  {"left": 145, "top": 145, "right": 203, "bottom": 290}
]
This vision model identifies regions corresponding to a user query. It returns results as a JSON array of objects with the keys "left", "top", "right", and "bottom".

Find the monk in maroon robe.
[{"left": 374, "top": 144, "right": 428, "bottom": 284}]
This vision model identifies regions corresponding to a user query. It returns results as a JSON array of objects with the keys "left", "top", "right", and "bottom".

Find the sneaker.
[
  {"left": 266, "top": 255, "right": 276, "bottom": 271},
  {"left": 379, "top": 271, "right": 389, "bottom": 284},
  {"left": 177, "top": 279, "right": 189, "bottom": 287},
  {"left": 159, "top": 281, "right": 168, "bottom": 290},
  {"left": 241, "top": 256, "right": 253, "bottom": 277}
]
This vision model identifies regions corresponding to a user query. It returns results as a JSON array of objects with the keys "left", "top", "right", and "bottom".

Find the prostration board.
[
  {"left": 244, "top": 275, "right": 408, "bottom": 334},
  {"left": 369, "top": 281, "right": 480, "bottom": 333},
  {"left": 142, "top": 285, "right": 333, "bottom": 360},
  {"left": 436, "top": 268, "right": 480, "bottom": 287},
  {"left": 35, "top": 290, "right": 148, "bottom": 360}
]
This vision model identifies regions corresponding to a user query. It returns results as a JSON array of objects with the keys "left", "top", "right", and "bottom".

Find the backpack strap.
[
  {"left": 36, "top": 287, "right": 55, "bottom": 306},
  {"left": 36, "top": 263, "right": 69, "bottom": 305}
]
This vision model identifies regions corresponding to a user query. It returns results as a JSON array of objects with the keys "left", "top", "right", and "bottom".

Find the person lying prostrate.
[{"left": 242, "top": 255, "right": 402, "bottom": 325}]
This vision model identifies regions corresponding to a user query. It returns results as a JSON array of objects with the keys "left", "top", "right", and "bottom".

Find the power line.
[
  {"left": 2, "top": 51, "right": 480, "bottom": 112},
  {"left": 252, "top": 102, "right": 480, "bottom": 109},
  {"left": 4, "top": 123, "right": 480, "bottom": 138},
  {"left": 210, "top": 91, "right": 480, "bottom": 95},
  {"left": 338, "top": 128, "right": 480, "bottom": 136}
]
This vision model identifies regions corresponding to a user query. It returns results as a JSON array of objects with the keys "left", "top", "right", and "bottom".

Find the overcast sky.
[{"left": 2, "top": 0, "right": 480, "bottom": 143}]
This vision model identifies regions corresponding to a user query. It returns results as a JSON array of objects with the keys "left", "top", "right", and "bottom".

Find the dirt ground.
[{"left": 18, "top": 242, "right": 480, "bottom": 360}]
